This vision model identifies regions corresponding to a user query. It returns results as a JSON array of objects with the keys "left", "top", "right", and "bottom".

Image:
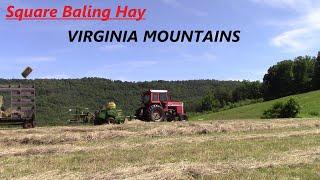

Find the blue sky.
[{"left": 1, "top": 0, "right": 320, "bottom": 81}]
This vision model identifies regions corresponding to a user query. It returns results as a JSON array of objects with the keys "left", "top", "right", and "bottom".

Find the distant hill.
[
  {"left": 0, "top": 78, "right": 244, "bottom": 126},
  {"left": 192, "top": 90, "right": 320, "bottom": 120}
]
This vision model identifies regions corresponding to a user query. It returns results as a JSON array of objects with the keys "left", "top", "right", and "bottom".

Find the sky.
[{"left": 1, "top": 0, "right": 320, "bottom": 81}]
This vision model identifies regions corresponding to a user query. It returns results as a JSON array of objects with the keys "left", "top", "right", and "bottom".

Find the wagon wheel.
[
  {"left": 23, "top": 121, "right": 34, "bottom": 129},
  {"left": 107, "top": 117, "right": 116, "bottom": 124}
]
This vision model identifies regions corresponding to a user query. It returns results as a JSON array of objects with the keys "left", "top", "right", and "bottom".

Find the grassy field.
[
  {"left": 192, "top": 90, "right": 320, "bottom": 121},
  {"left": 1, "top": 119, "right": 320, "bottom": 179}
]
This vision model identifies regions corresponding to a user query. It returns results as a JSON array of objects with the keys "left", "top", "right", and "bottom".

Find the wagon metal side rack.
[{"left": 0, "top": 84, "right": 36, "bottom": 128}]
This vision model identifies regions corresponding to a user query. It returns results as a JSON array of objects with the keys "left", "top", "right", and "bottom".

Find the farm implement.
[
  {"left": 67, "top": 107, "right": 95, "bottom": 124},
  {"left": 0, "top": 67, "right": 36, "bottom": 128},
  {"left": 93, "top": 102, "right": 125, "bottom": 125},
  {"left": 67, "top": 101, "right": 126, "bottom": 126},
  {"left": 0, "top": 84, "right": 36, "bottom": 128}
]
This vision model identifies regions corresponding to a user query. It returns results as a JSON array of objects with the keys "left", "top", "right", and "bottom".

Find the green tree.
[
  {"left": 282, "top": 98, "right": 301, "bottom": 118},
  {"left": 262, "top": 98, "right": 300, "bottom": 119},
  {"left": 201, "top": 91, "right": 218, "bottom": 111},
  {"left": 263, "top": 60, "right": 294, "bottom": 100},
  {"left": 214, "top": 86, "right": 232, "bottom": 108},
  {"left": 293, "top": 56, "right": 314, "bottom": 92},
  {"left": 312, "top": 52, "right": 320, "bottom": 90},
  {"left": 232, "top": 81, "right": 262, "bottom": 101}
]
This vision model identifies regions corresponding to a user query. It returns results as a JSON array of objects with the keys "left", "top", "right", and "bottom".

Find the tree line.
[{"left": 263, "top": 53, "right": 320, "bottom": 100}]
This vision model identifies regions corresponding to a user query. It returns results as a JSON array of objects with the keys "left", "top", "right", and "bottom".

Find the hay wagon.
[{"left": 0, "top": 84, "right": 36, "bottom": 128}]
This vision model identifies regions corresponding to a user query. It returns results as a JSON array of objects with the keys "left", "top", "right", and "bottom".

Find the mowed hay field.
[{"left": 1, "top": 119, "right": 320, "bottom": 179}]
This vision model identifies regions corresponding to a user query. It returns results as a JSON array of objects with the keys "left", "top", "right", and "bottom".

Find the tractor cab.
[{"left": 142, "top": 90, "right": 170, "bottom": 104}]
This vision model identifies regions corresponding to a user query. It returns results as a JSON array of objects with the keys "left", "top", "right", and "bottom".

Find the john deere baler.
[{"left": 93, "top": 102, "right": 125, "bottom": 125}]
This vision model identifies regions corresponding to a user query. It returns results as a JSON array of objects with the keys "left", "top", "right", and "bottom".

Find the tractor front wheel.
[
  {"left": 149, "top": 105, "right": 165, "bottom": 122},
  {"left": 135, "top": 107, "right": 144, "bottom": 120},
  {"left": 179, "top": 115, "right": 188, "bottom": 122}
]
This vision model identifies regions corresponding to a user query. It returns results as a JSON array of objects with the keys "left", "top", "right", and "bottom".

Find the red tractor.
[{"left": 135, "top": 90, "right": 188, "bottom": 122}]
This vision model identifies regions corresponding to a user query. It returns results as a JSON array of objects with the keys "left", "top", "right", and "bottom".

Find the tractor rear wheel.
[{"left": 149, "top": 105, "right": 165, "bottom": 122}]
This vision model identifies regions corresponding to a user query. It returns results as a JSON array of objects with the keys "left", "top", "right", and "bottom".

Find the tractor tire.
[
  {"left": 178, "top": 115, "right": 188, "bottom": 122},
  {"left": 148, "top": 105, "right": 165, "bottom": 122}
]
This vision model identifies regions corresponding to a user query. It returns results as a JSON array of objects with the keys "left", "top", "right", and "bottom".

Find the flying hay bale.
[{"left": 22, "top": 67, "right": 33, "bottom": 79}]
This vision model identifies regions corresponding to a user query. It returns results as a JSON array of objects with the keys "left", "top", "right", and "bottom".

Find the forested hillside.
[
  {"left": 1, "top": 53, "right": 320, "bottom": 126},
  {"left": 0, "top": 78, "right": 252, "bottom": 125}
]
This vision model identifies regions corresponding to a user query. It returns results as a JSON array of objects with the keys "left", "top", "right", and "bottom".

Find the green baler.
[{"left": 93, "top": 102, "right": 125, "bottom": 125}]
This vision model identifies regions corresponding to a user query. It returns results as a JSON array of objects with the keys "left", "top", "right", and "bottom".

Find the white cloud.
[
  {"left": 271, "top": 10, "right": 320, "bottom": 52},
  {"left": 104, "top": 60, "right": 157, "bottom": 69},
  {"left": 113, "top": 76, "right": 129, "bottom": 82},
  {"left": 250, "top": 0, "right": 312, "bottom": 11},
  {"left": 15, "top": 56, "right": 56, "bottom": 63},
  {"left": 161, "top": 0, "right": 208, "bottom": 17},
  {"left": 162, "top": 0, "right": 180, "bottom": 7},
  {"left": 271, "top": 28, "right": 309, "bottom": 51},
  {"left": 99, "top": 44, "right": 126, "bottom": 52},
  {"left": 0, "top": 64, "right": 13, "bottom": 71},
  {"left": 41, "top": 74, "right": 70, "bottom": 79},
  {"left": 180, "top": 52, "right": 216, "bottom": 62},
  {"left": 86, "top": 60, "right": 158, "bottom": 78},
  {"left": 252, "top": 0, "right": 320, "bottom": 52}
]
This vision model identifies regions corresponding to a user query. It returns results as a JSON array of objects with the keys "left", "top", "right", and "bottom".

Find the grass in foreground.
[
  {"left": 0, "top": 119, "right": 320, "bottom": 179},
  {"left": 192, "top": 90, "right": 320, "bottom": 121}
]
